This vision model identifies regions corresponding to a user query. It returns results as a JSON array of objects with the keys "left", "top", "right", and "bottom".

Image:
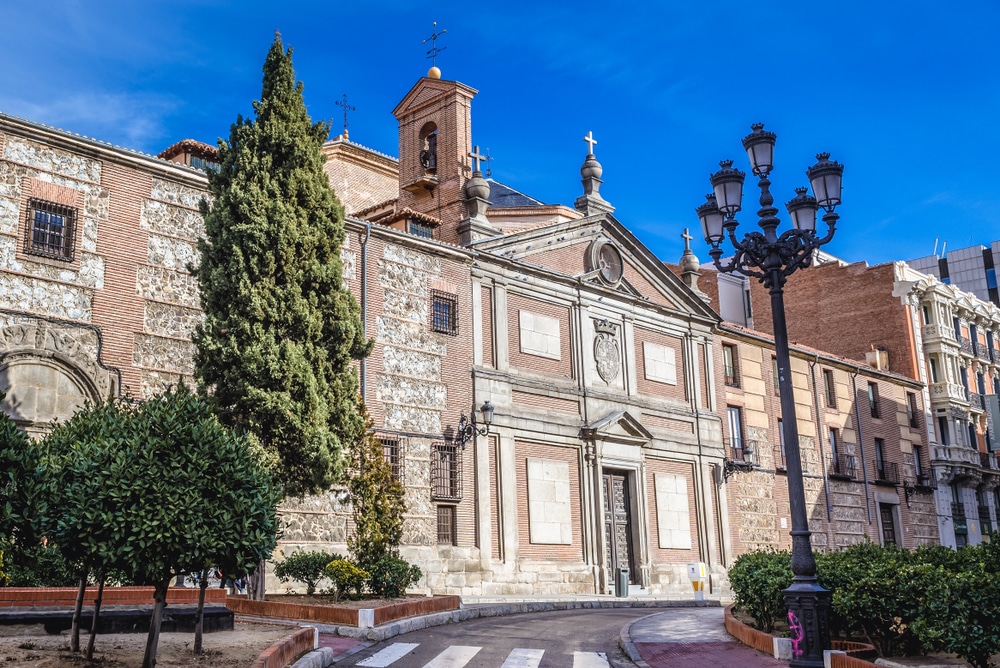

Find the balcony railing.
[
  {"left": 774, "top": 445, "right": 786, "bottom": 471},
  {"left": 829, "top": 454, "right": 856, "bottom": 479},
  {"left": 977, "top": 344, "right": 992, "bottom": 362},
  {"left": 961, "top": 336, "right": 974, "bottom": 355},
  {"left": 930, "top": 382, "right": 968, "bottom": 403},
  {"left": 979, "top": 505, "right": 992, "bottom": 521},
  {"left": 968, "top": 391, "right": 985, "bottom": 410},
  {"left": 952, "top": 502, "right": 966, "bottom": 519},
  {"left": 724, "top": 368, "right": 739, "bottom": 387},
  {"left": 872, "top": 460, "right": 900, "bottom": 485}
]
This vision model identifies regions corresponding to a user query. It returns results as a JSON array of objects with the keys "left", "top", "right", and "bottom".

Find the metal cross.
[
  {"left": 423, "top": 21, "right": 447, "bottom": 65},
  {"left": 681, "top": 228, "right": 694, "bottom": 252},
  {"left": 484, "top": 148, "right": 494, "bottom": 178},
  {"left": 469, "top": 145, "right": 487, "bottom": 173},
  {"left": 335, "top": 93, "right": 355, "bottom": 137},
  {"left": 583, "top": 131, "right": 598, "bottom": 155}
]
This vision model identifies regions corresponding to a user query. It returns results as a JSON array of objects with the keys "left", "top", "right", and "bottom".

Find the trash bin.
[{"left": 615, "top": 567, "right": 629, "bottom": 598}]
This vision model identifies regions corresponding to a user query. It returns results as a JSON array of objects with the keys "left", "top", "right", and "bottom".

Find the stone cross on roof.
[
  {"left": 681, "top": 228, "right": 694, "bottom": 252},
  {"left": 335, "top": 93, "right": 355, "bottom": 138},
  {"left": 423, "top": 21, "right": 447, "bottom": 66},
  {"left": 583, "top": 131, "right": 598, "bottom": 156},
  {"left": 469, "top": 145, "right": 486, "bottom": 173}
]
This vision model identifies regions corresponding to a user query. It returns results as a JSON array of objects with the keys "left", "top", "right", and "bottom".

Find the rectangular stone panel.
[
  {"left": 655, "top": 473, "right": 692, "bottom": 549},
  {"left": 4, "top": 137, "right": 101, "bottom": 182},
  {"left": 643, "top": 342, "right": 677, "bottom": 385},
  {"left": 519, "top": 310, "right": 561, "bottom": 360},
  {"left": 527, "top": 458, "right": 572, "bottom": 544}
]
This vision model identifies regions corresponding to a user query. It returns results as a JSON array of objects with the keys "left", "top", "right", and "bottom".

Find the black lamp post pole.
[{"left": 698, "top": 124, "right": 843, "bottom": 668}]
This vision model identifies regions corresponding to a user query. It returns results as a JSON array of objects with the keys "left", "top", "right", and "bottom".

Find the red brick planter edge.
[{"left": 250, "top": 627, "right": 316, "bottom": 668}]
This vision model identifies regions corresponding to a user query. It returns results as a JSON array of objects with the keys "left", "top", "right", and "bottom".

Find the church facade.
[{"left": 0, "top": 68, "right": 940, "bottom": 597}]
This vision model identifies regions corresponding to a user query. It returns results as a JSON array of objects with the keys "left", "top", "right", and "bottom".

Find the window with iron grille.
[
  {"left": 380, "top": 436, "right": 404, "bottom": 483},
  {"left": 437, "top": 505, "right": 457, "bottom": 545},
  {"left": 431, "top": 290, "right": 458, "bottom": 335},
  {"left": 409, "top": 221, "right": 434, "bottom": 239},
  {"left": 25, "top": 199, "right": 76, "bottom": 261},
  {"left": 823, "top": 369, "right": 837, "bottom": 408},
  {"left": 431, "top": 441, "right": 462, "bottom": 501},
  {"left": 723, "top": 344, "right": 739, "bottom": 387},
  {"left": 906, "top": 392, "right": 920, "bottom": 428},
  {"left": 868, "top": 382, "right": 881, "bottom": 418}
]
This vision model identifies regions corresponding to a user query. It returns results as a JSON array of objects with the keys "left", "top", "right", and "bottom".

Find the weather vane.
[
  {"left": 423, "top": 21, "right": 447, "bottom": 66},
  {"left": 335, "top": 93, "right": 355, "bottom": 139},
  {"left": 485, "top": 148, "right": 493, "bottom": 178}
]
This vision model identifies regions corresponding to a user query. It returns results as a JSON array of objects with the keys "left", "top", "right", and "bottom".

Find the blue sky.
[{"left": 3, "top": 1, "right": 998, "bottom": 266}]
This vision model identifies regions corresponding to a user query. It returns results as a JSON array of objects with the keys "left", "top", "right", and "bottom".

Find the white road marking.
[
  {"left": 357, "top": 642, "right": 420, "bottom": 667},
  {"left": 573, "top": 651, "right": 610, "bottom": 668},
  {"left": 501, "top": 647, "right": 545, "bottom": 668},
  {"left": 422, "top": 645, "right": 482, "bottom": 668}
]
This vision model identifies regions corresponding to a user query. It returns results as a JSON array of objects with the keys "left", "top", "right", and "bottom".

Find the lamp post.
[{"left": 697, "top": 123, "right": 843, "bottom": 668}]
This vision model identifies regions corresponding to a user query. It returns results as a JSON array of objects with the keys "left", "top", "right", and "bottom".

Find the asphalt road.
[{"left": 336, "top": 608, "right": 656, "bottom": 668}]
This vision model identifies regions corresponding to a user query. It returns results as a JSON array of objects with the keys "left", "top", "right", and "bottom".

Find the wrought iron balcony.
[
  {"left": 829, "top": 454, "right": 856, "bottom": 479},
  {"left": 723, "top": 440, "right": 755, "bottom": 481},
  {"left": 979, "top": 505, "right": 992, "bottom": 521},
  {"left": 774, "top": 445, "right": 786, "bottom": 471},
  {"left": 872, "top": 459, "right": 900, "bottom": 485},
  {"left": 952, "top": 501, "right": 966, "bottom": 519},
  {"left": 968, "top": 390, "right": 985, "bottom": 410},
  {"left": 977, "top": 344, "right": 992, "bottom": 362},
  {"left": 724, "top": 367, "right": 739, "bottom": 387},
  {"left": 960, "top": 336, "right": 974, "bottom": 355}
]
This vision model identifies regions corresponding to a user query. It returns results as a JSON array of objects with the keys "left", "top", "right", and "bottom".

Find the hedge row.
[{"left": 729, "top": 542, "right": 1000, "bottom": 668}]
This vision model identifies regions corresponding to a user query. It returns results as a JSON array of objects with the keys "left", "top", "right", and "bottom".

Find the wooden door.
[{"left": 603, "top": 471, "right": 633, "bottom": 584}]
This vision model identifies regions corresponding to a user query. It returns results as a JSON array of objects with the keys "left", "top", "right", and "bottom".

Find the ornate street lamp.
[
  {"left": 458, "top": 401, "right": 494, "bottom": 449},
  {"left": 697, "top": 123, "right": 843, "bottom": 668}
]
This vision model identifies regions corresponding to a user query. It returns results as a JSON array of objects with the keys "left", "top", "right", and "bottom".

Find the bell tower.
[{"left": 392, "top": 75, "right": 478, "bottom": 246}]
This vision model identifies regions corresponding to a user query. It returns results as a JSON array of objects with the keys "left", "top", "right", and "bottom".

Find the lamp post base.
[{"left": 784, "top": 580, "right": 832, "bottom": 668}]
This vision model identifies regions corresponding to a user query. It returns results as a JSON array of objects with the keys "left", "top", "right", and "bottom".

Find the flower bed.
[
  {"left": 227, "top": 595, "right": 461, "bottom": 628},
  {"left": 0, "top": 586, "right": 226, "bottom": 607}
]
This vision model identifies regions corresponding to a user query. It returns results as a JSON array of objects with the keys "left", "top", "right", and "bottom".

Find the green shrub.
[
  {"left": 273, "top": 550, "right": 340, "bottom": 596},
  {"left": 822, "top": 542, "right": 923, "bottom": 657},
  {"left": 367, "top": 555, "right": 421, "bottom": 599},
  {"left": 728, "top": 550, "right": 791, "bottom": 633},
  {"left": 324, "top": 559, "right": 368, "bottom": 601},
  {"left": 911, "top": 565, "right": 1000, "bottom": 668},
  {"left": 3, "top": 540, "right": 77, "bottom": 587}
]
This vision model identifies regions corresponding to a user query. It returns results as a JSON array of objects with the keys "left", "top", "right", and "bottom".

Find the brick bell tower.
[{"left": 392, "top": 70, "right": 478, "bottom": 246}]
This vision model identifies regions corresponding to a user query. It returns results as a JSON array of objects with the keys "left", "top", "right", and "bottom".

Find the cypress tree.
[{"left": 193, "top": 34, "right": 371, "bottom": 498}]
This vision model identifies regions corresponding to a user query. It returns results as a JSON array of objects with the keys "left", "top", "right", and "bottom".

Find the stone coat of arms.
[{"left": 594, "top": 319, "right": 620, "bottom": 384}]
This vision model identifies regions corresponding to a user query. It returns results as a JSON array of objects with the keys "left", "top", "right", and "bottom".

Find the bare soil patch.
[
  {"left": 0, "top": 621, "right": 292, "bottom": 667},
  {"left": 263, "top": 594, "right": 413, "bottom": 608}
]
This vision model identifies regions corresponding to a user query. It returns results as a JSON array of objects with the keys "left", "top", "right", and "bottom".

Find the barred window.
[
  {"left": 431, "top": 441, "right": 462, "bottom": 501},
  {"left": 409, "top": 221, "right": 434, "bottom": 239},
  {"left": 25, "top": 199, "right": 76, "bottom": 261},
  {"left": 431, "top": 290, "right": 458, "bottom": 335},
  {"left": 437, "top": 505, "right": 456, "bottom": 545},
  {"left": 380, "top": 436, "right": 404, "bottom": 483}
]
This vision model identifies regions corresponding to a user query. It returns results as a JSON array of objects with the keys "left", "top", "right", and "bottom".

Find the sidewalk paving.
[{"left": 621, "top": 607, "right": 785, "bottom": 668}]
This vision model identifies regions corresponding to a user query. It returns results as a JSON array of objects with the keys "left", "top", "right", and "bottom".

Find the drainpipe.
[
  {"left": 360, "top": 222, "right": 371, "bottom": 401},
  {"left": 851, "top": 370, "right": 874, "bottom": 524},
  {"left": 809, "top": 356, "right": 833, "bottom": 522}
]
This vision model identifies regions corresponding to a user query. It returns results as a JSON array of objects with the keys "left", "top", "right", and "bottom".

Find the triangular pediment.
[
  {"left": 473, "top": 214, "right": 719, "bottom": 322},
  {"left": 392, "top": 78, "right": 478, "bottom": 119},
  {"left": 581, "top": 410, "right": 652, "bottom": 446}
]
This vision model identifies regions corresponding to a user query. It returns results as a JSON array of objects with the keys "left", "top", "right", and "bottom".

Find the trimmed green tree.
[
  {"left": 347, "top": 401, "right": 411, "bottom": 584},
  {"left": 192, "top": 32, "right": 370, "bottom": 503},
  {"left": 38, "top": 387, "right": 280, "bottom": 668}
]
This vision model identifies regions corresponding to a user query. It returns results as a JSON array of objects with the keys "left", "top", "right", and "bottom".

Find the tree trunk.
[
  {"left": 194, "top": 569, "right": 208, "bottom": 655},
  {"left": 70, "top": 572, "right": 87, "bottom": 652},
  {"left": 86, "top": 576, "right": 105, "bottom": 660},
  {"left": 141, "top": 581, "right": 168, "bottom": 668},
  {"left": 249, "top": 558, "right": 267, "bottom": 601}
]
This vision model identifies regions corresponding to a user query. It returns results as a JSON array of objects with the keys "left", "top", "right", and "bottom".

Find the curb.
[{"left": 617, "top": 614, "right": 655, "bottom": 668}]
